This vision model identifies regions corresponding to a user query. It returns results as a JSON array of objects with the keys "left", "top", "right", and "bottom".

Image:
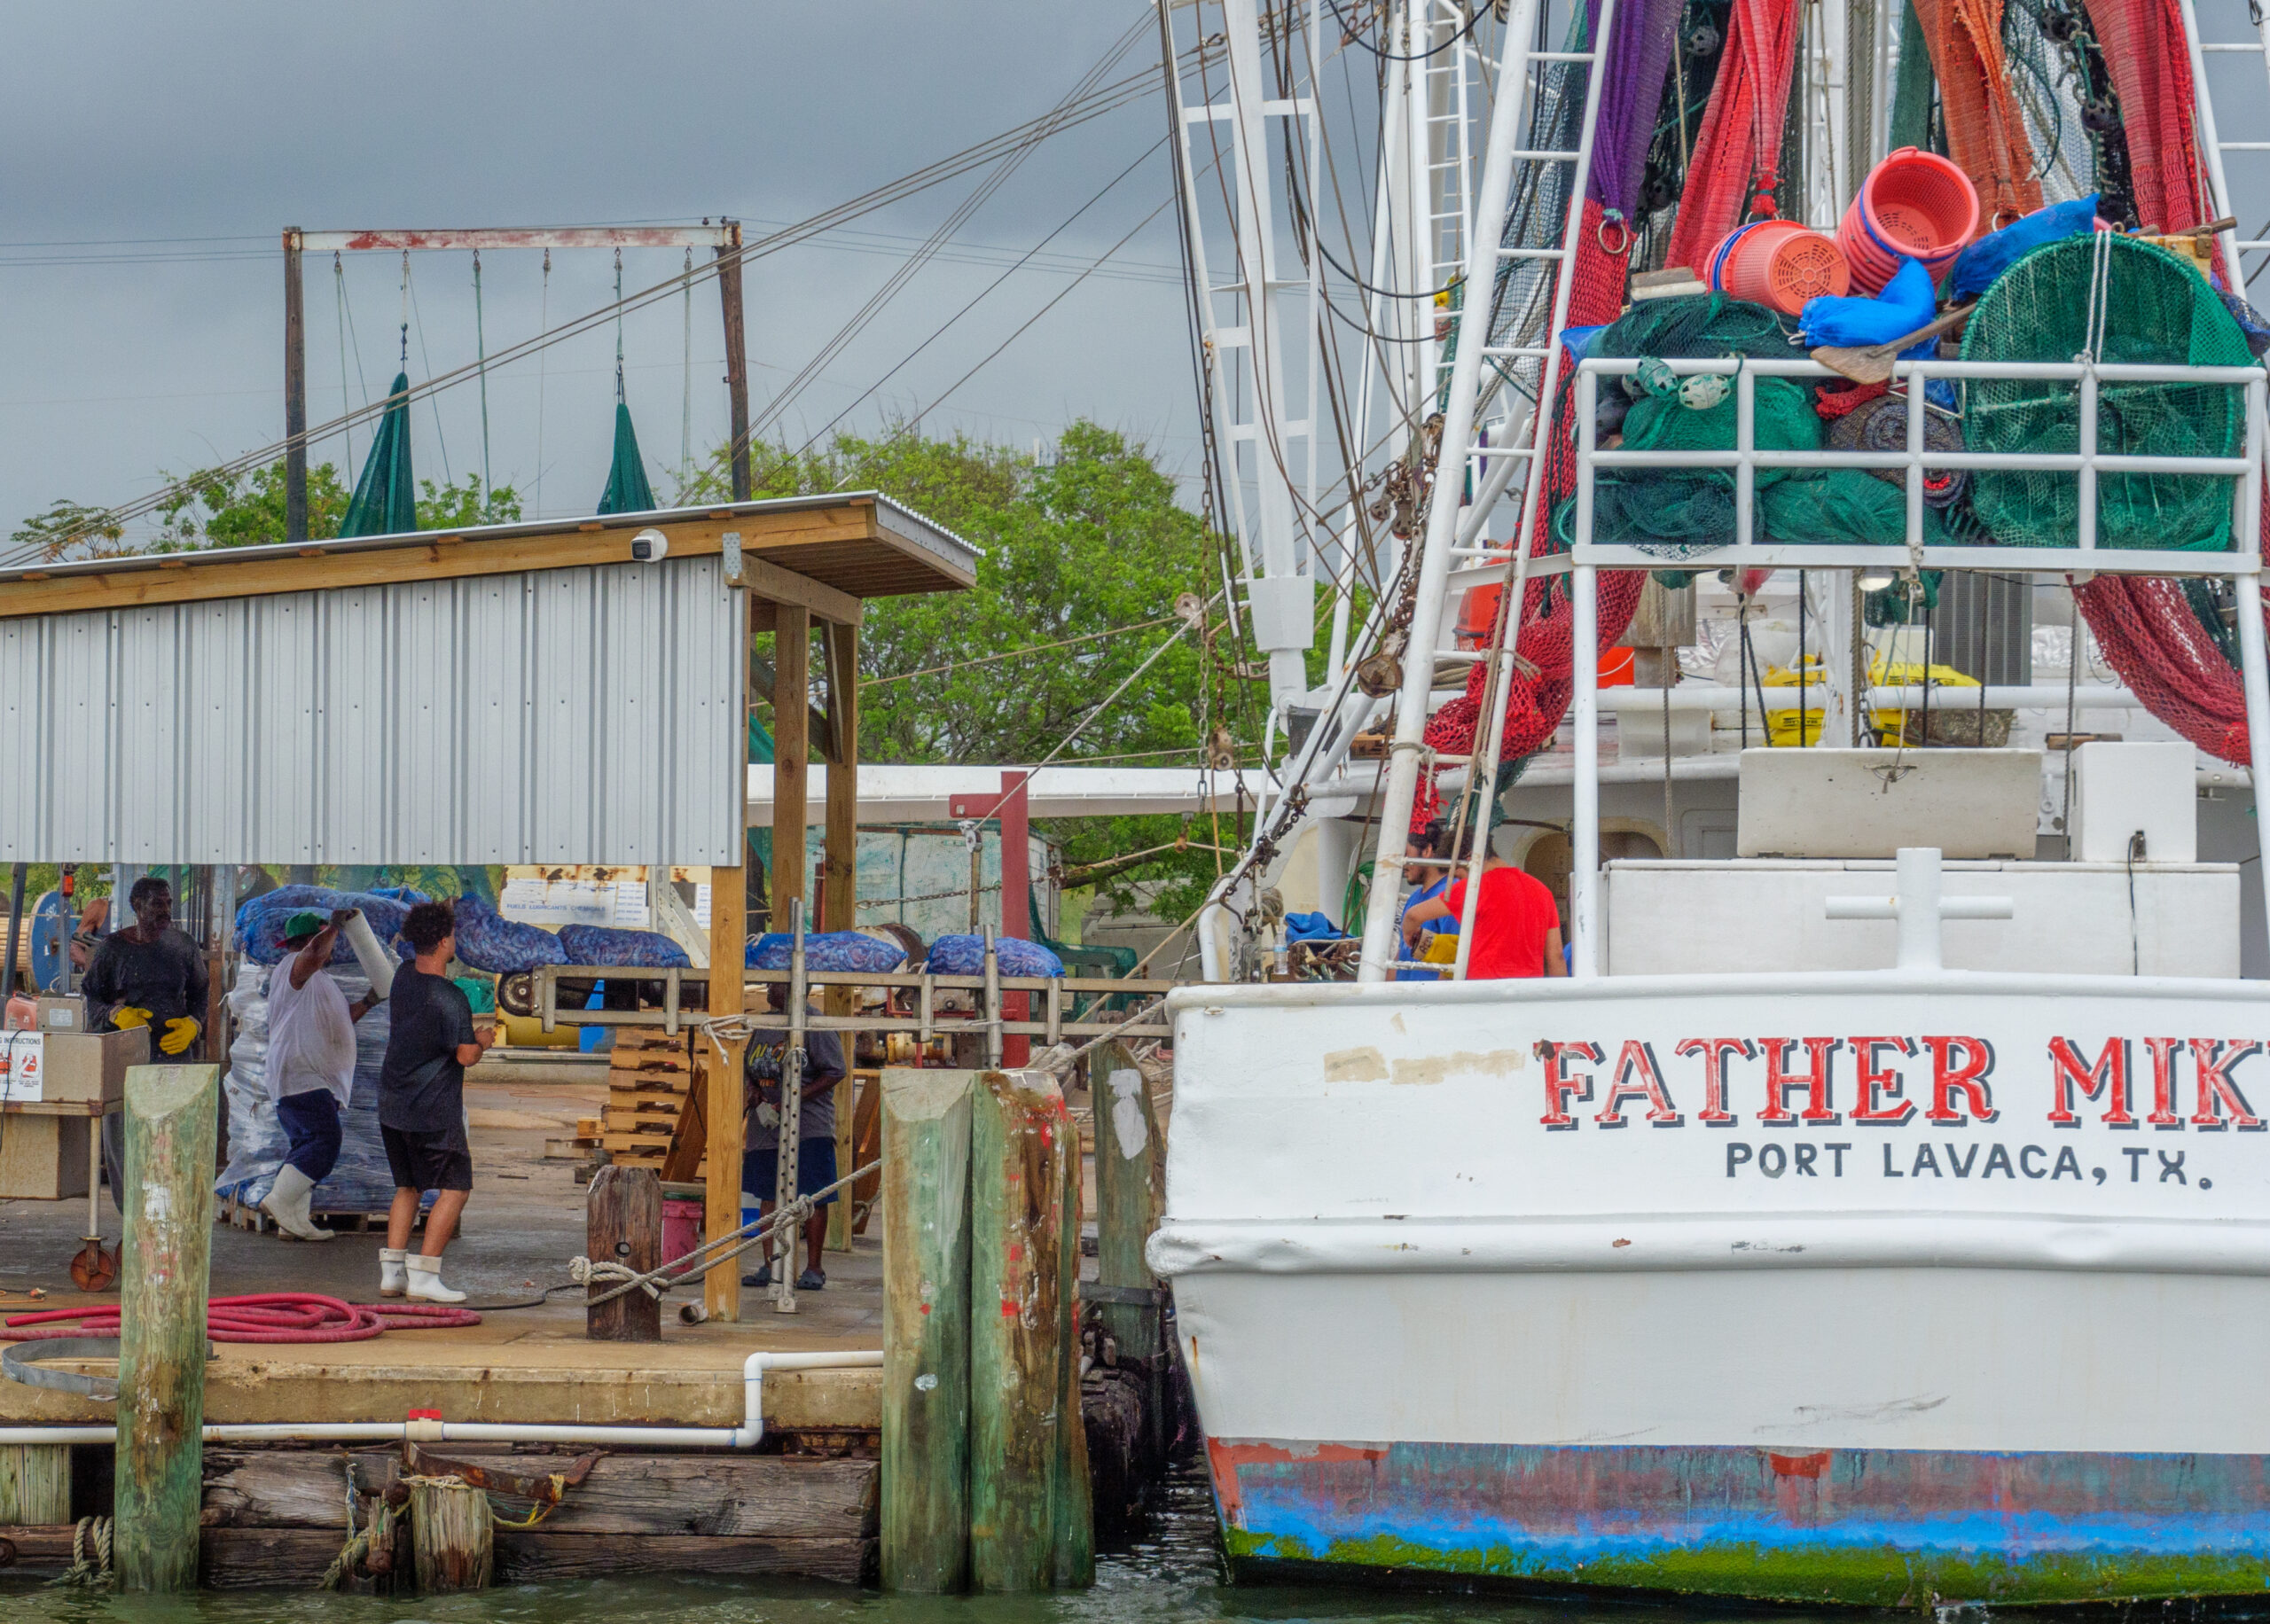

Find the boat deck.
[{"left": 0, "top": 1071, "right": 882, "bottom": 1430}]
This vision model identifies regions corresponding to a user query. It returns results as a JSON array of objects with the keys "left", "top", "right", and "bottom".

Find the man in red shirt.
[{"left": 1398, "top": 854, "right": 1568, "bottom": 979}]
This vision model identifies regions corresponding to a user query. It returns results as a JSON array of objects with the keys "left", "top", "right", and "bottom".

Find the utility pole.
[
  {"left": 283, "top": 230, "right": 307, "bottom": 544},
  {"left": 718, "top": 220, "right": 753, "bottom": 501}
]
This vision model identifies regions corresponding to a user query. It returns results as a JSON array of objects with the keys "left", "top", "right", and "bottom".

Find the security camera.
[{"left": 630, "top": 528, "right": 669, "bottom": 562}]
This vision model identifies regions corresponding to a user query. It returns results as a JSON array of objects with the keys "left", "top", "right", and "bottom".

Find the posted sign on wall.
[{"left": 0, "top": 1032, "right": 44, "bottom": 1104}]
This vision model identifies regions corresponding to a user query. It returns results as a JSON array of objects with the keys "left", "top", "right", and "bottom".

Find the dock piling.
[
  {"left": 585, "top": 1164, "right": 662, "bottom": 1342},
  {"left": 968, "top": 1067, "right": 1071, "bottom": 1593},
  {"left": 1090, "top": 1040, "right": 1164, "bottom": 1357},
  {"left": 0, "top": 1443, "right": 69, "bottom": 1523},
  {"left": 115, "top": 1062, "right": 219, "bottom": 1594},
  {"left": 1053, "top": 1121, "right": 1094, "bottom": 1588},
  {"left": 409, "top": 1479, "right": 494, "bottom": 1590},
  {"left": 881, "top": 1066, "right": 975, "bottom": 1593}
]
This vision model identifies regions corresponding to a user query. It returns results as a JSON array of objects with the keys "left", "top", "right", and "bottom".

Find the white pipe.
[
  {"left": 0, "top": 1348, "right": 883, "bottom": 1450},
  {"left": 340, "top": 910, "right": 395, "bottom": 999},
  {"left": 1586, "top": 683, "right": 2150, "bottom": 714},
  {"left": 1571, "top": 565, "right": 1599, "bottom": 978}
]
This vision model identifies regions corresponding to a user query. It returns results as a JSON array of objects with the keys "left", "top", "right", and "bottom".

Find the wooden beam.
[
  {"left": 0, "top": 502, "right": 943, "bottom": 621},
  {"left": 744, "top": 553, "right": 862, "bottom": 628},
  {"left": 821, "top": 621, "right": 859, "bottom": 1252},
  {"left": 718, "top": 229, "right": 752, "bottom": 503},
  {"left": 283, "top": 231, "right": 307, "bottom": 546}
]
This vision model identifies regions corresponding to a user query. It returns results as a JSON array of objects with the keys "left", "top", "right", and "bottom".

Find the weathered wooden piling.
[
  {"left": 409, "top": 1479, "right": 494, "bottom": 1590},
  {"left": 1089, "top": 1040, "right": 1164, "bottom": 1355},
  {"left": 1053, "top": 1120, "right": 1094, "bottom": 1588},
  {"left": 968, "top": 1067, "right": 1070, "bottom": 1593},
  {"left": 585, "top": 1164, "right": 662, "bottom": 1342},
  {"left": 116, "top": 1062, "right": 219, "bottom": 1593},
  {"left": 0, "top": 1442, "right": 69, "bottom": 1523},
  {"left": 881, "top": 1067, "right": 975, "bottom": 1593}
]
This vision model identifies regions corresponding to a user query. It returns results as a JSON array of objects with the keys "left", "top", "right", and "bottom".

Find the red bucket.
[
  {"left": 1709, "top": 220, "right": 1851, "bottom": 315},
  {"left": 1838, "top": 147, "right": 1979, "bottom": 293},
  {"left": 662, "top": 1196, "right": 703, "bottom": 1266}
]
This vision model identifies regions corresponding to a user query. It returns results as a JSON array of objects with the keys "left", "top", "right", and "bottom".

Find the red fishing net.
[
  {"left": 2068, "top": 0, "right": 2261, "bottom": 764},
  {"left": 1413, "top": 201, "right": 1646, "bottom": 831},
  {"left": 1663, "top": 0, "right": 1804, "bottom": 272},
  {"left": 1912, "top": 0, "right": 2046, "bottom": 227}
]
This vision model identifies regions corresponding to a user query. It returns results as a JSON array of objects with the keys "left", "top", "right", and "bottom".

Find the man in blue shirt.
[{"left": 1396, "top": 821, "right": 1458, "bottom": 980}]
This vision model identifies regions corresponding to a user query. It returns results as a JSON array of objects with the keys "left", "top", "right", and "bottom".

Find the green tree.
[
  {"left": 415, "top": 475, "right": 522, "bottom": 531},
  {"left": 11, "top": 501, "right": 125, "bottom": 561},
  {"left": 740, "top": 421, "right": 1256, "bottom": 928},
  {"left": 153, "top": 461, "right": 351, "bottom": 551}
]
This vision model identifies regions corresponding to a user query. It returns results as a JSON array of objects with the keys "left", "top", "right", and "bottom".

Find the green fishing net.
[
  {"left": 1569, "top": 293, "right": 1938, "bottom": 554},
  {"left": 1961, "top": 233, "right": 2254, "bottom": 550}
]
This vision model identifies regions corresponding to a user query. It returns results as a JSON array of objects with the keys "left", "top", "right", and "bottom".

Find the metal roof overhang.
[
  {"left": 0, "top": 495, "right": 973, "bottom": 866},
  {"left": 0, "top": 492, "right": 977, "bottom": 621}
]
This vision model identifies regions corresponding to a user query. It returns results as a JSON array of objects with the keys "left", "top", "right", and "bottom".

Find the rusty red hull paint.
[{"left": 1208, "top": 1437, "right": 2270, "bottom": 1604}]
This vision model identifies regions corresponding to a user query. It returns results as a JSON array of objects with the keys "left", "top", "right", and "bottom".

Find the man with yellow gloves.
[{"left": 85, "top": 876, "right": 209, "bottom": 1058}]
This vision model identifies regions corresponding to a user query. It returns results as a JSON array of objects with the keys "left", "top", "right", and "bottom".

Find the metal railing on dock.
[{"left": 528, "top": 960, "right": 1180, "bottom": 1047}]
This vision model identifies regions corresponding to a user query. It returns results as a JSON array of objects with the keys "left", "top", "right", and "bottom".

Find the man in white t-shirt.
[{"left": 262, "top": 910, "right": 380, "bottom": 1241}]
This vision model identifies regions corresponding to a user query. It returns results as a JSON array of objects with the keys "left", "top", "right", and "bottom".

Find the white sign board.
[
  {"left": 1167, "top": 978, "right": 2270, "bottom": 1226},
  {"left": 0, "top": 1031, "right": 45, "bottom": 1104}
]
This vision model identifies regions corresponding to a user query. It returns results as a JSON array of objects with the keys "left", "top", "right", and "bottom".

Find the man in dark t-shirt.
[
  {"left": 377, "top": 901, "right": 495, "bottom": 1304},
  {"left": 85, "top": 877, "right": 207, "bottom": 1056}
]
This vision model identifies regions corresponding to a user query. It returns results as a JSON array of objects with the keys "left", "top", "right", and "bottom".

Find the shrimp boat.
[{"left": 1151, "top": 0, "right": 2270, "bottom": 1604}]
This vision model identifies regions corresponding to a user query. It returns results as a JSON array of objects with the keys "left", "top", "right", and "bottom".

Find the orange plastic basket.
[
  {"left": 1710, "top": 220, "right": 1851, "bottom": 315},
  {"left": 1838, "top": 147, "right": 1980, "bottom": 292}
]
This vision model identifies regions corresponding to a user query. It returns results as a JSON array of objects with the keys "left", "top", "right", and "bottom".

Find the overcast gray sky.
[{"left": 0, "top": 3, "right": 1199, "bottom": 541}]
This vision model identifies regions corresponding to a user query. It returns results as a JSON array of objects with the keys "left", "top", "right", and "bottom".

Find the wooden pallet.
[{"left": 602, "top": 1030, "right": 699, "bottom": 1173}]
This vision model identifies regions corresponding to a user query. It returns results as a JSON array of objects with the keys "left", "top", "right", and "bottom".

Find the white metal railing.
[
  {"left": 1569, "top": 355, "right": 2268, "bottom": 575},
  {"left": 1554, "top": 352, "right": 2270, "bottom": 983}
]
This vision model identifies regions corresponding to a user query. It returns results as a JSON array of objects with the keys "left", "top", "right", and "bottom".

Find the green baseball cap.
[{"left": 282, "top": 911, "right": 328, "bottom": 943}]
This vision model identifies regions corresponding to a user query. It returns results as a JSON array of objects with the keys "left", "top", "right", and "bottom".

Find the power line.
[{"left": 862, "top": 615, "right": 1182, "bottom": 686}]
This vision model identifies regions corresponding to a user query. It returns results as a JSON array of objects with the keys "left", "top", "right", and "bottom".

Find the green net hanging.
[
  {"left": 1960, "top": 233, "right": 2255, "bottom": 550},
  {"left": 597, "top": 401, "right": 657, "bottom": 515},
  {"left": 339, "top": 371, "right": 417, "bottom": 538},
  {"left": 1561, "top": 293, "right": 1929, "bottom": 555}
]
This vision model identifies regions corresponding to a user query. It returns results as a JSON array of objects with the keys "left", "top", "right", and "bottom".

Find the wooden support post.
[
  {"left": 822, "top": 620, "right": 859, "bottom": 1252},
  {"left": 1053, "top": 1117, "right": 1094, "bottom": 1589},
  {"left": 998, "top": 771, "right": 1030, "bottom": 1066},
  {"left": 707, "top": 570, "right": 755, "bottom": 1322},
  {"left": 706, "top": 863, "right": 748, "bottom": 1322},
  {"left": 968, "top": 1068, "right": 1069, "bottom": 1593},
  {"left": 881, "top": 1066, "right": 975, "bottom": 1593},
  {"left": 585, "top": 1164, "right": 662, "bottom": 1342},
  {"left": 409, "top": 1479, "right": 494, "bottom": 1591},
  {"left": 1089, "top": 1040, "right": 1163, "bottom": 1356},
  {"left": 717, "top": 222, "right": 752, "bottom": 503},
  {"left": 284, "top": 230, "right": 308, "bottom": 545},
  {"left": 116, "top": 1063, "right": 218, "bottom": 1594},
  {"left": 772, "top": 605, "right": 811, "bottom": 926},
  {"left": 0, "top": 1443, "right": 69, "bottom": 1523}
]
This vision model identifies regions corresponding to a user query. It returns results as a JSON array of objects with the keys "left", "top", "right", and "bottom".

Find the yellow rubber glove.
[
  {"left": 109, "top": 1006, "right": 153, "bottom": 1031},
  {"left": 159, "top": 1017, "right": 200, "bottom": 1056}
]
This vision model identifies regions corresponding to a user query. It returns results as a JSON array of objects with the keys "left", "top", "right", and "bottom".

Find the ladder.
[
  {"left": 1354, "top": 0, "right": 1620, "bottom": 980},
  {"left": 1164, "top": 0, "right": 1326, "bottom": 712},
  {"left": 1419, "top": 0, "right": 1484, "bottom": 406},
  {"left": 2178, "top": 0, "right": 2269, "bottom": 288}
]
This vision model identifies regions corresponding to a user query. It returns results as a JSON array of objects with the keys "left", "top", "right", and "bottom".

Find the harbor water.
[{"left": 0, "top": 1464, "right": 1727, "bottom": 1624}]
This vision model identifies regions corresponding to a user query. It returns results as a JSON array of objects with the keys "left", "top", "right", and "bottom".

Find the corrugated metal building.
[{"left": 0, "top": 494, "right": 974, "bottom": 867}]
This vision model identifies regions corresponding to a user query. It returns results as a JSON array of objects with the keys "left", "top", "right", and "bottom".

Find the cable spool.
[
  {"left": 1709, "top": 220, "right": 1851, "bottom": 315},
  {"left": 1839, "top": 148, "right": 1981, "bottom": 293}
]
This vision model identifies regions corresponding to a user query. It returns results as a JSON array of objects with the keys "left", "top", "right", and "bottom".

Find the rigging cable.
[
  {"left": 404, "top": 252, "right": 452, "bottom": 486},
  {"left": 534, "top": 250, "right": 551, "bottom": 518},
  {"left": 333, "top": 252, "right": 362, "bottom": 472},
  {"left": 1324, "top": 0, "right": 1491, "bottom": 63},
  {"left": 473, "top": 249, "right": 493, "bottom": 514},
  {"left": 613, "top": 247, "right": 626, "bottom": 404},
  {"left": 794, "top": 133, "right": 1171, "bottom": 458}
]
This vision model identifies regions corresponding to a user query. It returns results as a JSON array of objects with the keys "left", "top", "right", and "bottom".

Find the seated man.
[
  {"left": 1396, "top": 820, "right": 1458, "bottom": 980},
  {"left": 1400, "top": 850, "right": 1568, "bottom": 980}
]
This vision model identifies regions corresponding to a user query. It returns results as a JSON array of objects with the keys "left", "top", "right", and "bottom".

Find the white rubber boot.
[
  {"left": 406, "top": 1255, "right": 466, "bottom": 1304},
  {"left": 378, "top": 1247, "right": 409, "bottom": 1298},
  {"left": 260, "top": 1165, "right": 333, "bottom": 1242}
]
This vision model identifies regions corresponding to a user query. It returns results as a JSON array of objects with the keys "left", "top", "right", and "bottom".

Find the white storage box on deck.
[
  {"left": 1738, "top": 747, "right": 2041, "bottom": 858},
  {"left": 2071, "top": 740, "right": 2197, "bottom": 863},
  {"left": 1602, "top": 858, "right": 2241, "bottom": 977}
]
